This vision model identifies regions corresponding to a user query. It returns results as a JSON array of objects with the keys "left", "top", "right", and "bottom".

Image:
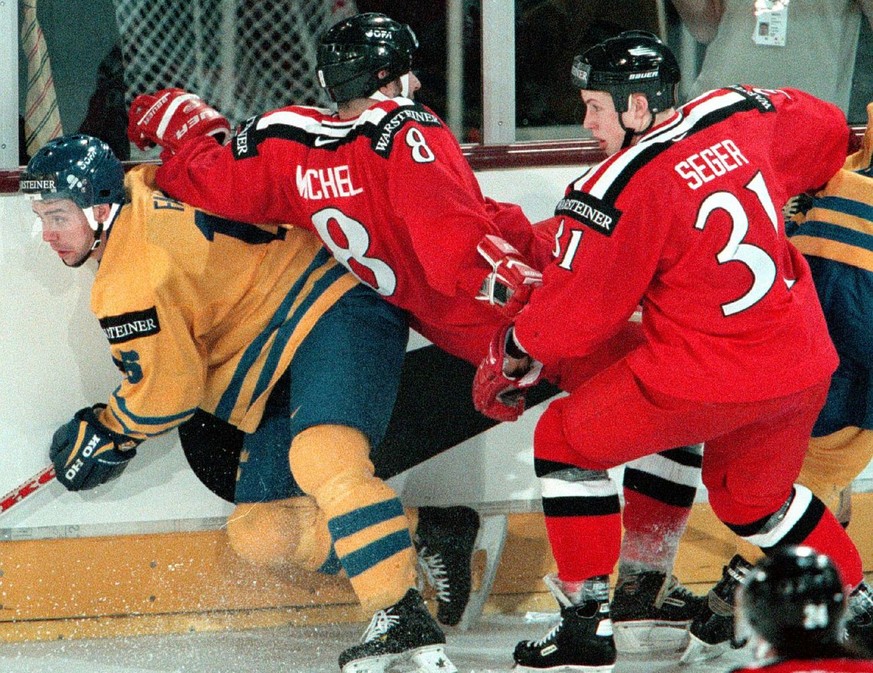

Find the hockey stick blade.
[
  {"left": 456, "top": 513, "right": 508, "bottom": 631},
  {"left": 0, "top": 465, "right": 56, "bottom": 517}
]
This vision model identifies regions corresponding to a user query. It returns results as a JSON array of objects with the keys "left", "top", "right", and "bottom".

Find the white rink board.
[{"left": 3, "top": 164, "right": 869, "bottom": 537}]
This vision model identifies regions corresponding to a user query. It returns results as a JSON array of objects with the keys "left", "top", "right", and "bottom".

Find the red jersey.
[
  {"left": 156, "top": 99, "right": 535, "bottom": 364},
  {"left": 514, "top": 86, "right": 845, "bottom": 402},
  {"left": 732, "top": 659, "right": 873, "bottom": 673}
]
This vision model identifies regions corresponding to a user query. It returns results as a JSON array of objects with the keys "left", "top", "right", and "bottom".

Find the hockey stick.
[{"left": 0, "top": 464, "right": 56, "bottom": 516}]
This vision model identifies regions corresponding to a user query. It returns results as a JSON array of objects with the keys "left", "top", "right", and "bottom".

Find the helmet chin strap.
[
  {"left": 368, "top": 73, "right": 412, "bottom": 102},
  {"left": 618, "top": 111, "right": 656, "bottom": 149},
  {"left": 399, "top": 73, "right": 412, "bottom": 97},
  {"left": 84, "top": 203, "right": 121, "bottom": 253}
]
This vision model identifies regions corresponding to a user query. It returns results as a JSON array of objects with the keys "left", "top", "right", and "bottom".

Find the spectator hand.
[
  {"left": 127, "top": 88, "right": 230, "bottom": 154},
  {"left": 473, "top": 325, "right": 543, "bottom": 422},
  {"left": 476, "top": 234, "right": 542, "bottom": 318},
  {"left": 50, "top": 405, "right": 140, "bottom": 491}
]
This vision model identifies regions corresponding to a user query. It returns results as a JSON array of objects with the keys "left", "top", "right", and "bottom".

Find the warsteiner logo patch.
[
  {"left": 99, "top": 307, "right": 161, "bottom": 344},
  {"left": 555, "top": 190, "right": 622, "bottom": 236},
  {"left": 233, "top": 116, "right": 260, "bottom": 159},
  {"left": 19, "top": 173, "right": 58, "bottom": 194},
  {"left": 729, "top": 84, "right": 778, "bottom": 113},
  {"left": 372, "top": 105, "right": 441, "bottom": 157}
]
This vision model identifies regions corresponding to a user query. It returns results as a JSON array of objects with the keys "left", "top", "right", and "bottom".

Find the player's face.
[
  {"left": 32, "top": 198, "right": 95, "bottom": 267},
  {"left": 581, "top": 90, "right": 627, "bottom": 157}
]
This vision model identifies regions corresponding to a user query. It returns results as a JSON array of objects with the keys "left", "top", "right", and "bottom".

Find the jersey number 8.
[{"left": 311, "top": 207, "right": 398, "bottom": 296}]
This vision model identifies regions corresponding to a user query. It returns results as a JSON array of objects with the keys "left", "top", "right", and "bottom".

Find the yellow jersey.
[{"left": 93, "top": 165, "right": 357, "bottom": 438}]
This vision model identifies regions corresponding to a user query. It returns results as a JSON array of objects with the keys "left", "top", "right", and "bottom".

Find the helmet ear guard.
[{"left": 316, "top": 12, "right": 418, "bottom": 103}]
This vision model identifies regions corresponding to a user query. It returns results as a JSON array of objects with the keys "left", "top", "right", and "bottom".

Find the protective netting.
[{"left": 113, "top": 0, "right": 357, "bottom": 127}]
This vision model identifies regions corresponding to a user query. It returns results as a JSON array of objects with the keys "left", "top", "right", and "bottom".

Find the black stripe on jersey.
[
  {"left": 194, "top": 211, "right": 286, "bottom": 244},
  {"left": 232, "top": 112, "right": 360, "bottom": 158},
  {"left": 367, "top": 104, "right": 442, "bottom": 158},
  {"left": 230, "top": 102, "right": 443, "bottom": 160},
  {"left": 622, "top": 468, "right": 697, "bottom": 508},
  {"left": 233, "top": 115, "right": 261, "bottom": 158},
  {"left": 595, "top": 89, "right": 773, "bottom": 206},
  {"left": 724, "top": 85, "right": 780, "bottom": 114},
  {"left": 100, "top": 307, "right": 161, "bottom": 344},
  {"left": 543, "top": 494, "right": 621, "bottom": 517}
]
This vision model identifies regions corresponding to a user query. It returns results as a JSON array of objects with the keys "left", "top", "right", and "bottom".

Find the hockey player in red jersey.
[
  {"left": 471, "top": 31, "right": 873, "bottom": 671},
  {"left": 733, "top": 547, "right": 873, "bottom": 672},
  {"left": 24, "top": 134, "right": 487, "bottom": 673},
  {"left": 131, "top": 20, "right": 539, "bottom": 366},
  {"left": 129, "top": 13, "right": 707, "bottom": 664}
]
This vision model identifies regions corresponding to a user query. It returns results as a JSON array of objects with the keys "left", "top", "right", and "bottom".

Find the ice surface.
[{"left": 0, "top": 614, "right": 753, "bottom": 673}]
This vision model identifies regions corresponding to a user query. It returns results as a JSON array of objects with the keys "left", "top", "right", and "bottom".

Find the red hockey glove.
[
  {"left": 476, "top": 234, "right": 542, "bottom": 318},
  {"left": 473, "top": 325, "right": 543, "bottom": 422},
  {"left": 127, "top": 88, "right": 231, "bottom": 154}
]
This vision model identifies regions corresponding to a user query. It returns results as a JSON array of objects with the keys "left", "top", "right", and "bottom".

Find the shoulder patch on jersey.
[
  {"left": 555, "top": 190, "right": 622, "bottom": 236},
  {"left": 99, "top": 307, "right": 161, "bottom": 344},
  {"left": 232, "top": 115, "right": 261, "bottom": 159},
  {"left": 727, "top": 85, "right": 777, "bottom": 113},
  {"left": 370, "top": 103, "right": 442, "bottom": 158}
]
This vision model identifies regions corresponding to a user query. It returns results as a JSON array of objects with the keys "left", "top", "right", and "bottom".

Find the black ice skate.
[
  {"left": 846, "top": 581, "right": 873, "bottom": 654},
  {"left": 611, "top": 571, "right": 705, "bottom": 654},
  {"left": 514, "top": 574, "right": 617, "bottom": 673},
  {"left": 680, "top": 554, "right": 753, "bottom": 665},
  {"left": 415, "top": 505, "right": 507, "bottom": 630},
  {"left": 338, "top": 588, "right": 457, "bottom": 673}
]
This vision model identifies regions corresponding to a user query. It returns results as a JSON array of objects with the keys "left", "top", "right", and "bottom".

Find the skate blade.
[
  {"left": 613, "top": 620, "right": 690, "bottom": 654},
  {"left": 412, "top": 645, "right": 458, "bottom": 673},
  {"left": 455, "top": 513, "right": 508, "bottom": 631},
  {"left": 341, "top": 645, "right": 457, "bottom": 673},
  {"left": 678, "top": 633, "right": 730, "bottom": 665}
]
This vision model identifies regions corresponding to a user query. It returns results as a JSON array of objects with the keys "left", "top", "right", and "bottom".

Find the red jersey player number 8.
[
  {"left": 309, "top": 126, "right": 437, "bottom": 296},
  {"left": 311, "top": 207, "right": 398, "bottom": 296}
]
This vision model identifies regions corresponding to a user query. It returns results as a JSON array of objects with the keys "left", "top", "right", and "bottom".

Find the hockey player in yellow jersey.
[
  {"left": 789, "top": 102, "right": 873, "bottom": 520},
  {"left": 22, "top": 133, "right": 491, "bottom": 673}
]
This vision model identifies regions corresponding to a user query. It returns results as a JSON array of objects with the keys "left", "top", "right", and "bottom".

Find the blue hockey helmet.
[{"left": 21, "top": 134, "right": 126, "bottom": 212}]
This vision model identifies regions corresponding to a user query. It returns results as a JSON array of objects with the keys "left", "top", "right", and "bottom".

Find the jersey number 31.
[{"left": 694, "top": 171, "right": 787, "bottom": 317}]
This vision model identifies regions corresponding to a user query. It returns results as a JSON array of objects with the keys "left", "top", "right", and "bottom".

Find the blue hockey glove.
[{"left": 50, "top": 405, "right": 140, "bottom": 491}]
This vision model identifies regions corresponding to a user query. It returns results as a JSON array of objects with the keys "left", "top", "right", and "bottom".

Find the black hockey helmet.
[
  {"left": 21, "top": 134, "right": 125, "bottom": 211},
  {"left": 738, "top": 546, "right": 846, "bottom": 651},
  {"left": 316, "top": 12, "right": 418, "bottom": 103},
  {"left": 571, "top": 30, "right": 680, "bottom": 113}
]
